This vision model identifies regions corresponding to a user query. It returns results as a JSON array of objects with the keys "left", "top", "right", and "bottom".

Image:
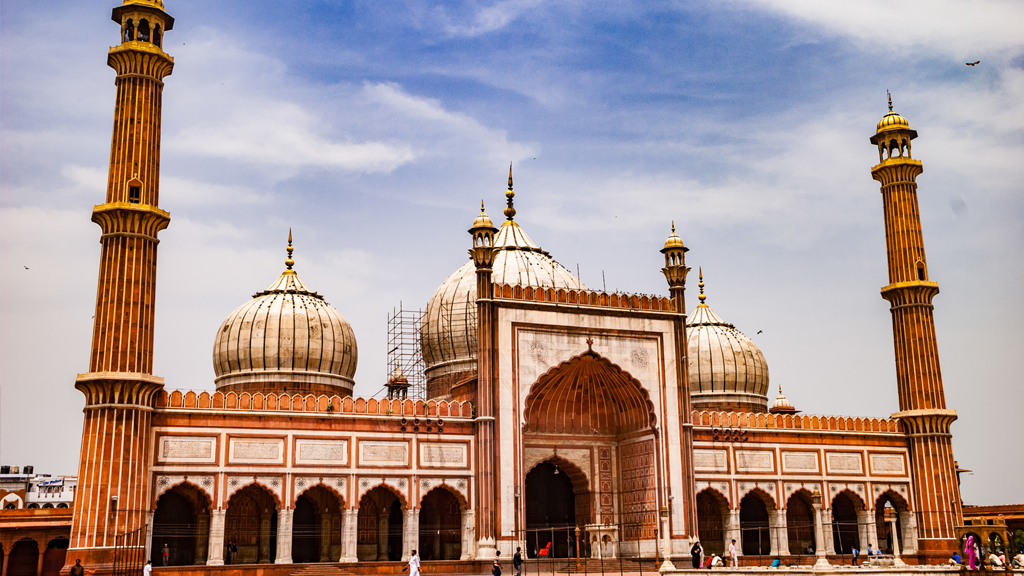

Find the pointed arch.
[
  {"left": 356, "top": 480, "right": 408, "bottom": 510},
  {"left": 524, "top": 349, "right": 656, "bottom": 435},
  {"left": 786, "top": 489, "right": 816, "bottom": 555},
  {"left": 418, "top": 486, "right": 464, "bottom": 560},
  {"left": 697, "top": 488, "right": 729, "bottom": 555},
  {"left": 418, "top": 483, "right": 468, "bottom": 511},
  {"left": 738, "top": 486, "right": 777, "bottom": 510},
  {"left": 294, "top": 481, "right": 347, "bottom": 509}
]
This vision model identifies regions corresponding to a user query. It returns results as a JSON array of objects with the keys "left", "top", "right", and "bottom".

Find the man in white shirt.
[
  {"left": 143, "top": 560, "right": 152, "bottom": 576},
  {"left": 407, "top": 549, "right": 421, "bottom": 576},
  {"left": 729, "top": 539, "right": 738, "bottom": 567}
]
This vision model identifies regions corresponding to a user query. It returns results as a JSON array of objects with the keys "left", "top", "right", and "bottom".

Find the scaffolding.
[{"left": 386, "top": 303, "right": 426, "bottom": 400}]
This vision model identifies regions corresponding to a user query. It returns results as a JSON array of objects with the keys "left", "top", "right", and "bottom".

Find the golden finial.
[
  {"left": 698, "top": 267, "right": 706, "bottom": 303},
  {"left": 481, "top": 200, "right": 486, "bottom": 213},
  {"left": 285, "top": 228, "right": 295, "bottom": 271},
  {"left": 887, "top": 90, "right": 893, "bottom": 112},
  {"left": 504, "top": 163, "right": 516, "bottom": 221}
]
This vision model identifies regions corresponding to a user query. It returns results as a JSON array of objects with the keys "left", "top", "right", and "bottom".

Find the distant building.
[{"left": 1, "top": 470, "right": 74, "bottom": 576}]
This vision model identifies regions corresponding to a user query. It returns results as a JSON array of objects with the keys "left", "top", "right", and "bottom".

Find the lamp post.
[
  {"left": 659, "top": 506, "right": 676, "bottom": 572},
  {"left": 811, "top": 490, "right": 831, "bottom": 569},
  {"left": 884, "top": 507, "right": 905, "bottom": 566},
  {"left": 575, "top": 526, "right": 581, "bottom": 570}
]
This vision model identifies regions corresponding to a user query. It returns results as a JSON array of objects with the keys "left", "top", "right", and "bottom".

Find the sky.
[{"left": 1, "top": 0, "right": 1021, "bottom": 505}]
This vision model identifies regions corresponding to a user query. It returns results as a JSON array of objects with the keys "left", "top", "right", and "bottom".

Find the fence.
[{"left": 112, "top": 526, "right": 147, "bottom": 576}]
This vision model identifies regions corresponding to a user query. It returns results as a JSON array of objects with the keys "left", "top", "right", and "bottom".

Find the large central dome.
[{"left": 421, "top": 188, "right": 583, "bottom": 399}]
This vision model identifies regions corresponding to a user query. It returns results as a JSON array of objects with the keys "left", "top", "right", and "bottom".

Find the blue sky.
[{"left": 2, "top": 0, "right": 1022, "bottom": 504}]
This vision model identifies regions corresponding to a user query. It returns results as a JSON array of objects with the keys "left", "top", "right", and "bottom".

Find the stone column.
[
  {"left": 320, "top": 513, "right": 332, "bottom": 562},
  {"left": 403, "top": 508, "right": 418, "bottom": 562},
  {"left": 822, "top": 509, "right": 835, "bottom": 554},
  {"left": 857, "top": 510, "right": 875, "bottom": 553},
  {"left": 275, "top": 508, "right": 293, "bottom": 564},
  {"left": 195, "top": 513, "right": 210, "bottom": 564},
  {"left": 725, "top": 510, "right": 741, "bottom": 556},
  {"left": 37, "top": 540, "right": 46, "bottom": 576},
  {"left": 770, "top": 509, "right": 789, "bottom": 556},
  {"left": 2, "top": 544, "right": 11, "bottom": 576},
  {"left": 206, "top": 509, "right": 226, "bottom": 566},
  {"left": 378, "top": 514, "right": 389, "bottom": 560},
  {"left": 658, "top": 508, "right": 676, "bottom": 572},
  {"left": 811, "top": 498, "right": 830, "bottom": 568},
  {"left": 899, "top": 510, "right": 918, "bottom": 554},
  {"left": 460, "top": 509, "right": 475, "bottom": 560},
  {"left": 145, "top": 511, "right": 155, "bottom": 562},
  {"left": 259, "top": 511, "right": 273, "bottom": 563},
  {"left": 341, "top": 508, "right": 358, "bottom": 562}
]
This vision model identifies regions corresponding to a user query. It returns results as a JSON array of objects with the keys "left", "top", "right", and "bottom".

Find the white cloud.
[
  {"left": 441, "top": 0, "right": 545, "bottom": 37},
  {"left": 734, "top": 0, "right": 1024, "bottom": 57}
]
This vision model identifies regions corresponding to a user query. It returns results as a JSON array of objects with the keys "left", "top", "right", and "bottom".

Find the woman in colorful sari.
[{"left": 965, "top": 535, "right": 978, "bottom": 570}]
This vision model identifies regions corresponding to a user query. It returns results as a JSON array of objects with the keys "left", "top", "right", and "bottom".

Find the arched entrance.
[
  {"left": 523, "top": 349, "right": 657, "bottom": 556},
  {"left": 357, "top": 486, "right": 403, "bottom": 561},
  {"left": 696, "top": 489, "right": 728, "bottom": 555},
  {"left": 293, "top": 485, "right": 343, "bottom": 563},
  {"left": 740, "top": 492, "right": 771, "bottom": 556},
  {"left": 225, "top": 484, "right": 279, "bottom": 564},
  {"left": 874, "top": 492, "right": 906, "bottom": 554},
  {"left": 41, "top": 538, "right": 69, "bottom": 576},
  {"left": 153, "top": 483, "right": 211, "bottom": 565},
  {"left": 786, "top": 492, "right": 815, "bottom": 554},
  {"left": 8, "top": 539, "right": 39, "bottom": 576},
  {"left": 831, "top": 492, "right": 861, "bottom": 555},
  {"left": 418, "top": 487, "right": 463, "bottom": 560}
]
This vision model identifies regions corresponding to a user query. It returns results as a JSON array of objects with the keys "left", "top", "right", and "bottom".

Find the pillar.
[
  {"left": 259, "top": 511, "right": 272, "bottom": 563},
  {"left": 145, "top": 511, "right": 155, "bottom": 562},
  {"left": 340, "top": 508, "right": 358, "bottom": 562},
  {"left": 811, "top": 495, "right": 830, "bottom": 568},
  {"left": 2, "top": 545, "right": 11, "bottom": 576},
  {"left": 195, "top": 513, "right": 210, "bottom": 564},
  {"left": 320, "top": 513, "right": 332, "bottom": 562},
  {"left": 37, "top": 541, "right": 46, "bottom": 576},
  {"left": 822, "top": 508, "right": 835, "bottom": 555},
  {"left": 403, "top": 508, "right": 418, "bottom": 561},
  {"left": 770, "top": 509, "right": 789, "bottom": 556},
  {"left": 275, "top": 508, "right": 293, "bottom": 564},
  {"left": 206, "top": 509, "right": 225, "bottom": 566},
  {"left": 857, "top": 510, "right": 875, "bottom": 553},
  {"left": 378, "top": 513, "right": 389, "bottom": 560},
  {"left": 460, "top": 509, "right": 475, "bottom": 560},
  {"left": 900, "top": 510, "right": 918, "bottom": 554},
  {"left": 725, "top": 510, "right": 741, "bottom": 554},
  {"left": 659, "top": 508, "right": 676, "bottom": 572}
]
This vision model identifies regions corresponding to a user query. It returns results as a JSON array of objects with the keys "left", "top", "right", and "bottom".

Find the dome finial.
[
  {"left": 671, "top": 220, "right": 676, "bottom": 234},
  {"left": 887, "top": 90, "right": 893, "bottom": 112},
  {"left": 698, "top": 267, "right": 706, "bottom": 303},
  {"left": 504, "top": 163, "right": 516, "bottom": 221},
  {"left": 285, "top": 228, "right": 295, "bottom": 272}
]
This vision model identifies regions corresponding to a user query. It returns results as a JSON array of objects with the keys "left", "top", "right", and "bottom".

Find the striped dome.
[
  {"left": 212, "top": 268, "right": 357, "bottom": 396},
  {"left": 686, "top": 299, "right": 769, "bottom": 412}
]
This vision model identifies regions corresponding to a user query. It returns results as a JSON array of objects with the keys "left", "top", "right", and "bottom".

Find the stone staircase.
[
  {"left": 523, "top": 557, "right": 660, "bottom": 574},
  {"left": 289, "top": 563, "right": 354, "bottom": 576}
]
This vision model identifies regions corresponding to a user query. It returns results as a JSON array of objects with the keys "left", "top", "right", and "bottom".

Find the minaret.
[
  {"left": 470, "top": 191, "right": 499, "bottom": 558},
  {"left": 659, "top": 224, "right": 698, "bottom": 547},
  {"left": 68, "top": 0, "right": 174, "bottom": 570},
  {"left": 870, "top": 94, "right": 962, "bottom": 559}
]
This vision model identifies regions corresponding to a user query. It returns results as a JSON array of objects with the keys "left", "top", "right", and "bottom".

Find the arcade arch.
[
  {"left": 152, "top": 482, "right": 212, "bottom": 566},
  {"left": 874, "top": 491, "right": 908, "bottom": 554},
  {"left": 293, "top": 485, "right": 344, "bottom": 563},
  {"left": 418, "top": 486, "right": 464, "bottom": 560},
  {"left": 786, "top": 491, "right": 815, "bottom": 555},
  {"left": 357, "top": 486, "right": 404, "bottom": 561},
  {"left": 225, "top": 484, "right": 280, "bottom": 564},
  {"left": 830, "top": 491, "right": 863, "bottom": 555},
  {"left": 739, "top": 491, "right": 773, "bottom": 556},
  {"left": 696, "top": 489, "right": 729, "bottom": 555}
]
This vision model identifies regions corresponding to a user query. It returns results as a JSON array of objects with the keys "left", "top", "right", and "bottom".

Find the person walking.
[
  {"left": 162, "top": 544, "right": 170, "bottom": 566},
  {"left": 851, "top": 546, "right": 859, "bottom": 566},
  {"left": 691, "top": 541, "right": 703, "bottom": 569},
  {"left": 404, "top": 549, "right": 420, "bottom": 576},
  {"left": 493, "top": 550, "right": 503, "bottom": 576},
  {"left": 728, "top": 539, "right": 738, "bottom": 568},
  {"left": 70, "top": 559, "right": 85, "bottom": 576},
  {"left": 513, "top": 547, "right": 523, "bottom": 576},
  {"left": 142, "top": 560, "right": 152, "bottom": 576}
]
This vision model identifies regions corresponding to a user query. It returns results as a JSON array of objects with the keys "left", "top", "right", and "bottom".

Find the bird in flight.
[
  {"left": 757, "top": 330, "right": 763, "bottom": 334},
  {"left": 24, "top": 266, "right": 29, "bottom": 270},
  {"left": 966, "top": 61, "right": 980, "bottom": 66}
]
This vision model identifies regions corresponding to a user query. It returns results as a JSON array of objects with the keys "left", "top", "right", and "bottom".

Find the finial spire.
[
  {"left": 481, "top": 200, "right": 486, "bottom": 213},
  {"left": 671, "top": 220, "right": 676, "bottom": 234},
  {"left": 504, "top": 163, "right": 516, "bottom": 221},
  {"left": 698, "top": 267, "right": 706, "bottom": 303},
  {"left": 887, "top": 90, "right": 893, "bottom": 112},
  {"left": 285, "top": 228, "right": 295, "bottom": 271}
]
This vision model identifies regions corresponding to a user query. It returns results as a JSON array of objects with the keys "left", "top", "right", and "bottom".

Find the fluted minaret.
[
  {"left": 870, "top": 94, "right": 962, "bottom": 559},
  {"left": 68, "top": 0, "right": 174, "bottom": 570}
]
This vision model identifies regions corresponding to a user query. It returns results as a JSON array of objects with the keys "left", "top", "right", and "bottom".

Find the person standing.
[
  {"left": 851, "top": 547, "right": 859, "bottom": 566},
  {"left": 70, "top": 559, "right": 85, "bottom": 576},
  {"left": 142, "top": 560, "right": 152, "bottom": 576},
  {"left": 728, "top": 539, "right": 738, "bottom": 568},
  {"left": 493, "top": 550, "right": 503, "bottom": 576},
  {"left": 162, "top": 544, "right": 170, "bottom": 566},
  {"left": 404, "top": 549, "right": 420, "bottom": 576},
  {"left": 690, "top": 541, "right": 703, "bottom": 569},
  {"left": 513, "top": 547, "right": 523, "bottom": 576}
]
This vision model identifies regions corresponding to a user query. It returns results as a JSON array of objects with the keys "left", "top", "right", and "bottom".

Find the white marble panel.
[
  {"left": 295, "top": 439, "right": 348, "bottom": 465},
  {"left": 693, "top": 449, "right": 728, "bottom": 471},
  {"left": 229, "top": 438, "right": 284, "bottom": 464},
  {"left": 781, "top": 451, "right": 819, "bottom": 473},
  {"left": 420, "top": 442, "right": 468, "bottom": 467},
  {"left": 736, "top": 449, "right": 774, "bottom": 472},
  {"left": 826, "top": 452, "right": 863, "bottom": 474},
  {"left": 358, "top": 441, "right": 409, "bottom": 466},
  {"left": 158, "top": 436, "right": 217, "bottom": 463},
  {"left": 869, "top": 453, "right": 905, "bottom": 475}
]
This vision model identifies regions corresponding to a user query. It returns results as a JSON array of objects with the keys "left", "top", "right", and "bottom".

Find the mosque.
[{"left": 52, "top": 0, "right": 970, "bottom": 574}]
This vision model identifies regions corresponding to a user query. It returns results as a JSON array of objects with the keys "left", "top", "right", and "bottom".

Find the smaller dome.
[
  {"left": 769, "top": 385, "right": 798, "bottom": 414},
  {"left": 663, "top": 222, "right": 686, "bottom": 250},
  {"left": 875, "top": 92, "right": 910, "bottom": 133},
  {"left": 471, "top": 202, "right": 495, "bottom": 230}
]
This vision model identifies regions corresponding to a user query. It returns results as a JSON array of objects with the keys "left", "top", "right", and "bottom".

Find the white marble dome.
[
  {"left": 421, "top": 217, "right": 583, "bottom": 386},
  {"left": 686, "top": 282, "right": 769, "bottom": 412},
  {"left": 213, "top": 262, "right": 357, "bottom": 396}
]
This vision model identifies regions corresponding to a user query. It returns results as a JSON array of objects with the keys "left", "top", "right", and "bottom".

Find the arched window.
[
  {"left": 4, "top": 502, "right": 17, "bottom": 509},
  {"left": 916, "top": 261, "right": 926, "bottom": 281},
  {"left": 124, "top": 19, "right": 135, "bottom": 42},
  {"left": 127, "top": 179, "right": 142, "bottom": 203},
  {"left": 138, "top": 19, "right": 150, "bottom": 42},
  {"left": 153, "top": 24, "right": 162, "bottom": 47}
]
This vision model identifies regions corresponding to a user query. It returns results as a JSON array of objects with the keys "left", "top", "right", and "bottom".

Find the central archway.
[{"left": 525, "top": 461, "right": 580, "bottom": 559}]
